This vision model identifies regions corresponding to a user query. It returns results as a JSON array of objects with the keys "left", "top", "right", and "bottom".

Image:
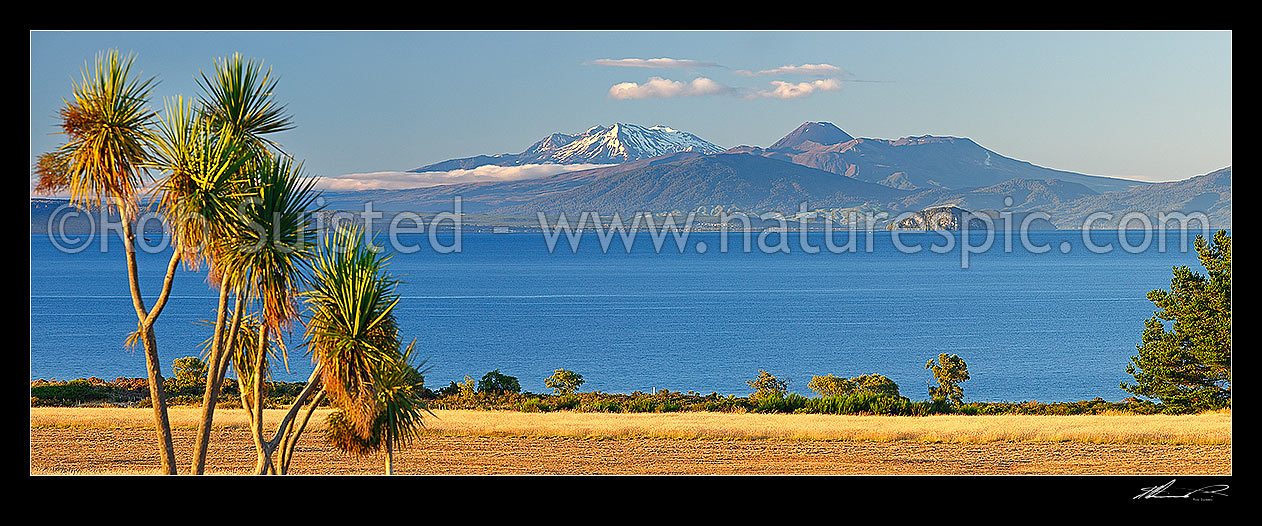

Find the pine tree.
[{"left": 1122, "top": 230, "right": 1231, "bottom": 413}]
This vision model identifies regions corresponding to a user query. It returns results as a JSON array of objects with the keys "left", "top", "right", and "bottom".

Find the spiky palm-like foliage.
[
  {"left": 149, "top": 98, "right": 254, "bottom": 474},
  {"left": 198, "top": 312, "right": 283, "bottom": 406},
  {"left": 217, "top": 154, "right": 318, "bottom": 332},
  {"left": 149, "top": 96, "right": 255, "bottom": 273},
  {"left": 304, "top": 224, "right": 401, "bottom": 440},
  {"left": 36, "top": 50, "right": 158, "bottom": 218},
  {"left": 196, "top": 53, "right": 293, "bottom": 154},
  {"left": 323, "top": 409, "right": 383, "bottom": 457},
  {"left": 202, "top": 151, "right": 317, "bottom": 475},
  {"left": 374, "top": 342, "right": 431, "bottom": 450},
  {"left": 323, "top": 341, "right": 431, "bottom": 474},
  {"left": 176, "top": 53, "right": 298, "bottom": 475},
  {"left": 33, "top": 150, "right": 72, "bottom": 195},
  {"left": 34, "top": 49, "right": 184, "bottom": 474}
]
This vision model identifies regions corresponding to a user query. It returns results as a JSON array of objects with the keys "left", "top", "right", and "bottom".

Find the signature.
[{"left": 1135, "top": 479, "right": 1229, "bottom": 500}]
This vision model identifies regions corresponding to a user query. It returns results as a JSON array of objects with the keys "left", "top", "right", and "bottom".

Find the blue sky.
[{"left": 30, "top": 30, "right": 1231, "bottom": 184}]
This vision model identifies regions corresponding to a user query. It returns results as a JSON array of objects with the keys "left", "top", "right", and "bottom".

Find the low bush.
[
  {"left": 518, "top": 397, "right": 549, "bottom": 413},
  {"left": 30, "top": 374, "right": 1172, "bottom": 416},
  {"left": 29, "top": 376, "right": 315, "bottom": 408},
  {"left": 754, "top": 392, "right": 809, "bottom": 413}
]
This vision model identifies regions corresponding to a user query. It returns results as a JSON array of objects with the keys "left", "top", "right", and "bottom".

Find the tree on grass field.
[
  {"left": 310, "top": 225, "right": 430, "bottom": 474},
  {"left": 852, "top": 374, "right": 901, "bottom": 397},
  {"left": 479, "top": 369, "right": 521, "bottom": 393},
  {"left": 35, "top": 49, "right": 432, "bottom": 475},
  {"left": 545, "top": 369, "right": 584, "bottom": 395},
  {"left": 1122, "top": 230, "right": 1231, "bottom": 413},
  {"left": 217, "top": 153, "right": 319, "bottom": 475},
  {"left": 150, "top": 95, "right": 255, "bottom": 474},
  {"left": 178, "top": 53, "right": 295, "bottom": 474},
  {"left": 926, "top": 353, "right": 969, "bottom": 404},
  {"left": 34, "top": 50, "right": 183, "bottom": 473},
  {"left": 368, "top": 342, "right": 431, "bottom": 474},
  {"left": 746, "top": 370, "right": 789, "bottom": 401}
]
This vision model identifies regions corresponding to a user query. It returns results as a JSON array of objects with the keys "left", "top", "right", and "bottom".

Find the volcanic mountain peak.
[
  {"left": 411, "top": 123, "right": 723, "bottom": 172},
  {"left": 769, "top": 121, "right": 855, "bottom": 150}
]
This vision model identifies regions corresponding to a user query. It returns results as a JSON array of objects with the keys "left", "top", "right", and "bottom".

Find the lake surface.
[{"left": 29, "top": 229, "right": 1213, "bottom": 402}]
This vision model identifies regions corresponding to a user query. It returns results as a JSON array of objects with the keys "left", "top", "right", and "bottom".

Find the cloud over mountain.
[
  {"left": 316, "top": 164, "right": 613, "bottom": 191},
  {"left": 594, "top": 58, "right": 857, "bottom": 101},
  {"left": 607, "top": 77, "right": 732, "bottom": 99},
  {"left": 756, "top": 78, "right": 842, "bottom": 99},
  {"left": 606, "top": 76, "right": 845, "bottom": 100}
]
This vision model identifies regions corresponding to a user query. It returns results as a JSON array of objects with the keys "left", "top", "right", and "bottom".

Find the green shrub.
[
  {"left": 555, "top": 394, "right": 581, "bottom": 411},
  {"left": 801, "top": 392, "right": 920, "bottom": 416},
  {"left": 807, "top": 374, "right": 854, "bottom": 397},
  {"left": 852, "top": 374, "right": 900, "bottom": 397},
  {"left": 29, "top": 371, "right": 1167, "bottom": 416},
  {"left": 458, "top": 376, "right": 477, "bottom": 398},
  {"left": 655, "top": 399, "right": 681, "bottom": 412},
  {"left": 754, "top": 392, "right": 808, "bottom": 413},
  {"left": 518, "top": 397, "right": 550, "bottom": 413},
  {"left": 625, "top": 397, "right": 657, "bottom": 413},
  {"left": 437, "top": 381, "right": 461, "bottom": 397},
  {"left": 166, "top": 394, "right": 204, "bottom": 406},
  {"left": 581, "top": 398, "right": 623, "bottom": 413},
  {"left": 173, "top": 356, "right": 208, "bottom": 392},
  {"left": 30, "top": 379, "right": 102, "bottom": 402},
  {"left": 808, "top": 373, "right": 901, "bottom": 398}
]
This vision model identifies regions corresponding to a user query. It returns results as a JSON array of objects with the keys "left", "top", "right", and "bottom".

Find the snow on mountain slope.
[{"left": 411, "top": 123, "right": 723, "bottom": 172}]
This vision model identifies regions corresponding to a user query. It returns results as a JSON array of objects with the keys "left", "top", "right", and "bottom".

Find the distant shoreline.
[{"left": 32, "top": 376, "right": 1179, "bottom": 416}]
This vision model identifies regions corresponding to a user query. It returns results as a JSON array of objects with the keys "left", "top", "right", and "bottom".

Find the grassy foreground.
[{"left": 30, "top": 406, "right": 1231, "bottom": 444}]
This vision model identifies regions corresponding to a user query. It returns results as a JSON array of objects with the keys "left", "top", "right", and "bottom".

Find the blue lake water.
[{"left": 28, "top": 229, "right": 1213, "bottom": 402}]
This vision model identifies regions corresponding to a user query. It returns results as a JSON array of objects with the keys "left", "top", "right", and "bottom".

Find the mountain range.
[
  {"left": 732, "top": 122, "right": 1145, "bottom": 194},
  {"left": 411, "top": 123, "right": 724, "bottom": 171},
  {"left": 307, "top": 121, "right": 1233, "bottom": 228}
]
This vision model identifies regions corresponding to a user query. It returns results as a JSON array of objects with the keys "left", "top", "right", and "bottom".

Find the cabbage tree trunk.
[
  {"left": 119, "top": 208, "right": 181, "bottom": 475},
  {"left": 251, "top": 324, "right": 269, "bottom": 474},
  {"left": 253, "top": 367, "right": 322, "bottom": 474},
  {"left": 385, "top": 426, "right": 394, "bottom": 475},
  {"left": 190, "top": 288, "right": 242, "bottom": 474},
  {"left": 280, "top": 389, "right": 324, "bottom": 474}
]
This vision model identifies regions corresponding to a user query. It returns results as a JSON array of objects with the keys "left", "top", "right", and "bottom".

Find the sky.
[{"left": 30, "top": 30, "right": 1231, "bottom": 188}]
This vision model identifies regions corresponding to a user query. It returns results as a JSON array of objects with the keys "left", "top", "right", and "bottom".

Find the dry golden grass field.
[{"left": 30, "top": 407, "right": 1232, "bottom": 475}]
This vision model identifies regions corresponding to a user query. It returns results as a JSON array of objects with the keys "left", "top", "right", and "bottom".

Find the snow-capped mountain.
[
  {"left": 324, "top": 120, "right": 1227, "bottom": 229},
  {"left": 411, "top": 123, "right": 724, "bottom": 172}
]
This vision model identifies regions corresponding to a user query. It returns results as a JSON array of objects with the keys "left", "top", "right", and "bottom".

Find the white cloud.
[
  {"left": 735, "top": 63, "right": 843, "bottom": 77},
  {"left": 586, "top": 58, "right": 720, "bottom": 69},
  {"left": 756, "top": 78, "right": 843, "bottom": 99},
  {"left": 316, "top": 163, "right": 613, "bottom": 191},
  {"left": 607, "top": 77, "right": 731, "bottom": 99}
]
